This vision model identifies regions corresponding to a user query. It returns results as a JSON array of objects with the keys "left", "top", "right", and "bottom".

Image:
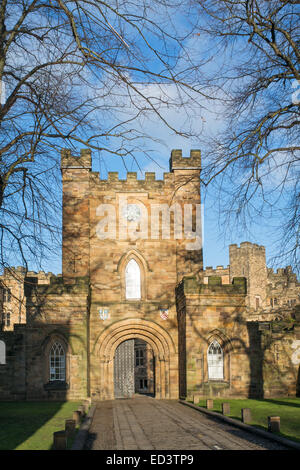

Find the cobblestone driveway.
[{"left": 84, "top": 395, "right": 289, "bottom": 450}]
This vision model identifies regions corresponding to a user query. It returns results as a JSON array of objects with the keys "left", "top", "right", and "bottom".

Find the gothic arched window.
[
  {"left": 3, "top": 312, "right": 11, "bottom": 327},
  {"left": 207, "top": 340, "right": 224, "bottom": 380},
  {"left": 49, "top": 342, "right": 66, "bottom": 381},
  {"left": 125, "top": 259, "right": 141, "bottom": 300},
  {"left": 0, "top": 340, "right": 6, "bottom": 365}
]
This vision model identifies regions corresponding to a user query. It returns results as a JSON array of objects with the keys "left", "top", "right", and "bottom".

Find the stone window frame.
[
  {"left": 118, "top": 250, "right": 148, "bottom": 301},
  {"left": 49, "top": 342, "right": 66, "bottom": 382},
  {"left": 207, "top": 340, "right": 224, "bottom": 380},
  {"left": 255, "top": 295, "right": 261, "bottom": 311},
  {"left": 203, "top": 332, "right": 231, "bottom": 384},
  {"left": 43, "top": 334, "right": 70, "bottom": 387},
  {"left": 3, "top": 288, "right": 11, "bottom": 303},
  {"left": 3, "top": 311, "right": 11, "bottom": 327}
]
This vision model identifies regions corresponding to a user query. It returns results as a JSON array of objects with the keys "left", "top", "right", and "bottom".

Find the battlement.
[
  {"left": 177, "top": 276, "right": 247, "bottom": 296},
  {"left": 61, "top": 148, "right": 92, "bottom": 170},
  {"left": 90, "top": 170, "right": 175, "bottom": 190},
  {"left": 229, "top": 241, "right": 265, "bottom": 254},
  {"left": 89, "top": 150, "right": 201, "bottom": 191},
  {"left": 61, "top": 148, "right": 201, "bottom": 190},
  {"left": 267, "top": 266, "right": 299, "bottom": 284},
  {"left": 204, "top": 265, "right": 230, "bottom": 271},
  {"left": 169, "top": 149, "right": 201, "bottom": 172},
  {"left": 61, "top": 148, "right": 201, "bottom": 177},
  {"left": 1, "top": 267, "right": 58, "bottom": 286},
  {"left": 2, "top": 266, "right": 26, "bottom": 277},
  {"left": 33, "top": 275, "right": 89, "bottom": 295}
]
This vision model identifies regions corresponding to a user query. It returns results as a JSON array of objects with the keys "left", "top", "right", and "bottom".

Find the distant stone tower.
[{"left": 229, "top": 242, "right": 268, "bottom": 309}]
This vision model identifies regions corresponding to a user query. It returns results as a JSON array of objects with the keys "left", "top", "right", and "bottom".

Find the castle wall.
[
  {"left": 0, "top": 326, "right": 26, "bottom": 400},
  {"left": 0, "top": 277, "right": 89, "bottom": 400},
  {"left": 25, "top": 277, "right": 89, "bottom": 400},
  {"left": 0, "top": 268, "right": 27, "bottom": 330},
  {"left": 0, "top": 149, "right": 300, "bottom": 402},
  {"left": 267, "top": 267, "right": 300, "bottom": 309},
  {"left": 60, "top": 148, "right": 202, "bottom": 400},
  {"left": 203, "top": 265, "right": 230, "bottom": 284},
  {"left": 176, "top": 276, "right": 300, "bottom": 399}
]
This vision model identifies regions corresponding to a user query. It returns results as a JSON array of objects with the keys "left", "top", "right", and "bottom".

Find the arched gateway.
[
  {"left": 93, "top": 319, "right": 178, "bottom": 400},
  {"left": 114, "top": 338, "right": 155, "bottom": 398}
]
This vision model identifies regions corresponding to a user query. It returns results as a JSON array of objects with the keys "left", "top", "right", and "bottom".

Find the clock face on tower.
[{"left": 122, "top": 204, "right": 141, "bottom": 222}]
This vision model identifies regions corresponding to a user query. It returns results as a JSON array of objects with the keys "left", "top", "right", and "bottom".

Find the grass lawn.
[
  {"left": 196, "top": 397, "right": 300, "bottom": 443},
  {"left": 0, "top": 401, "right": 81, "bottom": 450}
]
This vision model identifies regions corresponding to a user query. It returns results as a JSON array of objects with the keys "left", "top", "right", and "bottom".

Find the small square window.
[
  {"left": 139, "top": 379, "right": 148, "bottom": 389},
  {"left": 3, "top": 289, "right": 11, "bottom": 303},
  {"left": 135, "top": 349, "right": 145, "bottom": 366},
  {"left": 3, "top": 312, "right": 11, "bottom": 327}
]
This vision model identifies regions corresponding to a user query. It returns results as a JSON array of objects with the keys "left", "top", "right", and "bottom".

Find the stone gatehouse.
[{"left": 0, "top": 149, "right": 300, "bottom": 401}]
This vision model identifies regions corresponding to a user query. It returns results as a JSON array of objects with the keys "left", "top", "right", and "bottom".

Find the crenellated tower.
[{"left": 229, "top": 242, "right": 268, "bottom": 309}]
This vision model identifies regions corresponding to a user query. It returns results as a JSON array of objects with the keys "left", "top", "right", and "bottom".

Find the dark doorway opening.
[{"left": 114, "top": 339, "right": 155, "bottom": 398}]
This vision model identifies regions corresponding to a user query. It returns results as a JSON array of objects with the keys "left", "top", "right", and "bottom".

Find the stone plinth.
[
  {"left": 53, "top": 431, "right": 67, "bottom": 450},
  {"left": 241, "top": 408, "right": 252, "bottom": 423},
  {"left": 193, "top": 394, "right": 201, "bottom": 404},
  {"left": 268, "top": 416, "right": 280, "bottom": 433},
  {"left": 222, "top": 403, "right": 230, "bottom": 415},
  {"left": 65, "top": 419, "right": 76, "bottom": 435},
  {"left": 206, "top": 399, "right": 214, "bottom": 409},
  {"left": 73, "top": 410, "right": 82, "bottom": 424}
]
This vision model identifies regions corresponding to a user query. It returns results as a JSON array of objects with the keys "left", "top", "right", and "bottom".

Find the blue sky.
[
  {"left": 37, "top": 76, "right": 289, "bottom": 275},
  {"left": 44, "top": 138, "right": 283, "bottom": 276},
  {"left": 3, "top": 2, "right": 296, "bottom": 276}
]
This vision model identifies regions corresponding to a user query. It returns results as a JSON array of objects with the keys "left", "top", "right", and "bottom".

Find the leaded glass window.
[
  {"left": 49, "top": 342, "right": 66, "bottom": 381},
  {"left": 207, "top": 340, "right": 224, "bottom": 380},
  {"left": 125, "top": 259, "right": 141, "bottom": 299}
]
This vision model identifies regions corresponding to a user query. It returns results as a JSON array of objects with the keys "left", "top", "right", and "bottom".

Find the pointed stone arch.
[
  {"left": 206, "top": 329, "right": 233, "bottom": 353},
  {"left": 92, "top": 318, "right": 178, "bottom": 400},
  {"left": 41, "top": 332, "right": 71, "bottom": 385},
  {"left": 117, "top": 249, "right": 150, "bottom": 273}
]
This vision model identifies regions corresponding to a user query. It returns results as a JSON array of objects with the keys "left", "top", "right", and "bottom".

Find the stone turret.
[
  {"left": 61, "top": 148, "right": 92, "bottom": 170},
  {"left": 229, "top": 242, "right": 267, "bottom": 310},
  {"left": 169, "top": 149, "right": 201, "bottom": 171}
]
